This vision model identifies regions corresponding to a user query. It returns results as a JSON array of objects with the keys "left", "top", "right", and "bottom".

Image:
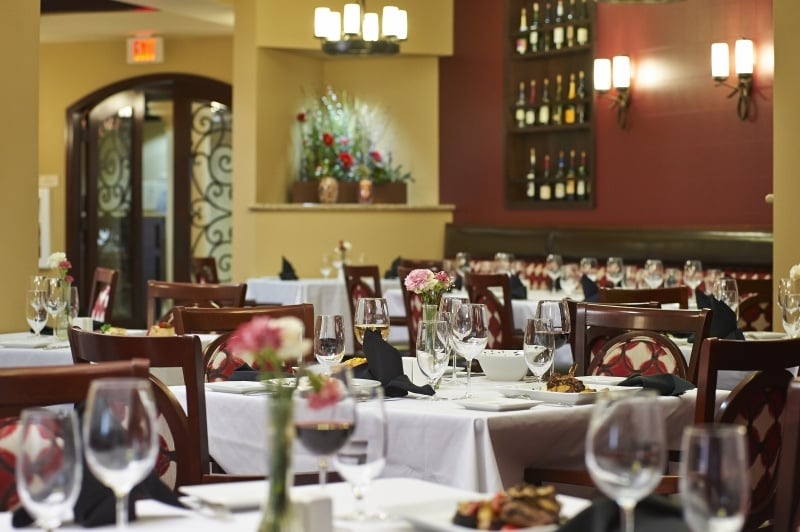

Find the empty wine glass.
[
  {"left": 415, "top": 319, "right": 450, "bottom": 393},
  {"left": 333, "top": 385, "right": 387, "bottom": 521},
  {"left": 439, "top": 296, "right": 470, "bottom": 385},
  {"left": 623, "top": 265, "right": 640, "bottom": 288},
  {"left": 314, "top": 315, "right": 346, "bottom": 369},
  {"left": 683, "top": 260, "right": 704, "bottom": 292},
  {"left": 320, "top": 253, "right": 333, "bottom": 279},
  {"left": 586, "top": 391, "right": 666, "bottom": 532},
  {"left": 643, "top": 259, "right": 665, "bottom": 288},
  {"left": 559, "top": 263, "right": 581, "bottom": 296},
  {"left": 680, "top": 424, "right": 749, "bottom": 532},
  {"left": 580, "top": 257, "right": 599, "bottom": 282},
  {"left": 545, "top": 254, "right": 563, "bottom": 293},
  {"left": 605, "top": 257, "right": 624, "bottom": 287},
  {"left": 455, "top": 252, "right": 471, "bottom": 277},
  {"left": 494, "top": 252, "right": 514, "bottom": 275},
  {"left": 16, "top": 408, "right": 82, "bottom": 532},
  {"left": 450, "top": 303, "right": 489, "bottom": 399},
  {"left": 67, "top": 286, "right": 80, "bottom": 323},
  {"left": 44, "top": 278, "right": 68, "bottom": 327},
  {"left": 778, "top": 278, "right": 800, "bottom": 337},
  {"left": 523, "top": 318, "right": 555, "bottom": 390},
  {"left": 84, "top": 378, "right": 159, "bottom": 530},
  {"left": 713, "top": 277, "right": 740, "bottom": 320},
  {"left": 30, "top": 275, "right": 48, "bottom": 293},
  {"left": 26, "top": 290, "right": 48, "bottom": 337},
  {"left": 353, "top": 298, "right": 390, "bottom": 350}
]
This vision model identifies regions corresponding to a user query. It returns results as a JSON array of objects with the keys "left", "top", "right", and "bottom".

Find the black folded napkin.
[
  {"left": 28, "top": 326, "right": 54, "bottom": 336},
  {"left": 354, "top": 330, "right": 435, "bottom": 397},
  {"left": 279, "top": 256, "right": 298, "bottom": 280},
  {"left": 558, "top": 495, "right": 690, "bottom": 532},
  {"left": 692, "top": 289, "right": 745, "bottom": 341},
  {"left": 581, "top": 274, "right": 599, "bottom": 302},
  {"left": 510, "top": 273, "right": 527, "bottom": 300},
  {"left": 384, "top": 256, "right": 401, "bottom": 279},
  {"left": 618, "top": 372, "right": 695, "bottom": 396}
]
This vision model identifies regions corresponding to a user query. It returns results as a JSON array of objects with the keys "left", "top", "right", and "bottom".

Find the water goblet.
[
  {"left": 683, "top": 260, "right": 704, "bottom": 292},
  {"left": 523, "top": 318, "right": 555, "bottom": 390},
  {"left": 44, "top": 278, "right": 68, "bottom": 325},
  {"left": 294, "top": 367, "right": 355, "bottom": 487},
  {"left": 585, "top": 390, "right": 666, "bottom": 532},
  {"left": 713, "top": 277, "right": 740, "bottom": 321},
  {"left": 83, "top": 378, "right": 159, "bottom": 530},
  {"left": 67, "top": 286, "right": 80, "bottom": 322},
  {"left": 16, "top": 408, "right": 82, "bottom": 532},
  {"left": 26, "top": 290, "right": 48, "bottom": 337},
  {"left": 314, "top": 314, "right": 346, "bottom": 369},
  {"left": 30, "top": 275, "right": 48, "bottom": 292},
  {"left": 545, "top": 254, "right": 563, "bottom": 293},
  {"left": 353, "top": 298, "right": 390, "bottom": 350},
  {"left": 450, "top": 303, "right": 489, "bottom": 399},
  {"left": 622, "top": 265, "right": 640, "bottom": 288},
  {"left": 580, "top": 257, "right": 599, "bottom": 282},
  {"left": 494, "top": 252, "right": 514, "bottom": 275},
  {"left": 679, "top": 424, "right": 749, "bottom": 532},
  {"left": 559, "top": 263, "right": 581, "bottom": 296},
  {"left": 605, "top": 257, "right": 624, "bottom": 287},
  {"left": 439, "top": 296, "right": 470, "bottom": 385},
  {"left": 415, "top": 319, "right": 450, "bottom": 394},
  {"left": 333, "top": 385, "right": 387, "bottom": 521},
  {"left": 643, "top": 259, "right": 665, "bottom": 288},
  {"left": 320, "top": 253, "right": 333, "bottom": 279},
  {"left": 704, "top": 268, "right": 724, "bottom": 294},
  {"left": 780, "top": 293, "right": 800, "bottom": 337}
]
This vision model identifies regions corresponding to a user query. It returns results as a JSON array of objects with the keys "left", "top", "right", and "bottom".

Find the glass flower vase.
[
  {"left": 259, "top": 390, "right": 296, "bottom": 532},
  {"left": 422, "top": 304, "right": 438, "bottom": 322}
]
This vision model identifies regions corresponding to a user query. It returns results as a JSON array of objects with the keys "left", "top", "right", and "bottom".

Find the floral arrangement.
[
  {"left": 404, "top": 268, "right": 453, "bottom": 306},
  {"left": 296, "top": 86, "right": 412, "bottom": 184},
  {"left": 334, "top": 240, "right": 352, "bottom": 265},
  {"left": 48, "top": 252, "right": 73, "bottom": 283}
]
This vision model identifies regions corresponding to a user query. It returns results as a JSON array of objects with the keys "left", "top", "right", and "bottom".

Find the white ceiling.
[{"left": 40, "top": 0, "right": 234, "bottom": 43}]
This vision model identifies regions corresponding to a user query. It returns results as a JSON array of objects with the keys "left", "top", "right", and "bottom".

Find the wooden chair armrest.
[{"left": 524, "top": 467, "right": 679, "bottom": 495}]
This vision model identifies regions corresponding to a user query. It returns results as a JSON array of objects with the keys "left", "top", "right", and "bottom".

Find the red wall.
[{"left": 439, "top": 0, "right": 773, "bottom": 230}]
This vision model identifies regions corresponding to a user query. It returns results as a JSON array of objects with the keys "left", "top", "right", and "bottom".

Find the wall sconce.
[
  {"left": 594, "top": 55, "right": 632, "bottom": 129},
  {"left": 711, "top": 38, "right": 754, "bottom": 120}
]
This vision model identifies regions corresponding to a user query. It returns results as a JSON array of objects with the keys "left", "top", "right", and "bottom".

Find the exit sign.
[{"left": 127, "top": 36, "right": 164, "bottom": 64}]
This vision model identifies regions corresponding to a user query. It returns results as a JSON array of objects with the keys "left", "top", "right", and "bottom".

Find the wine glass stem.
[
  {"left": 619, "top": 502, "right": 635, "bottom": 532},
  {"left": 448, "top": 344, "right": 458, "bottom": 384},
  {"left": 465, "top": 360, "right": 472, "bottom": 398},
  {"left": 116, "top": 493, "right": 129, "bottom": 530},
  {"left": 319, "top": 457, "right": 328, "bottom": 487}
]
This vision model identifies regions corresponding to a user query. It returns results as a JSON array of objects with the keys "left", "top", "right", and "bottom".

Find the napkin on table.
[
  {"left": 618, "top": 372, "right": 695, "bottom": 396},
  {"left": 510, "top": 273, "right": 527, "bottom": 300},
  {"left": 354, "top": 330, "right": 435, "bottom": 397},
  {"left": 691, "top": 289, "right": 745, "bottom": 341},
  {"left": 279, "top": 256, "right": 299, "bottom": 280},
  {"left": 557, "top": 495, "right": 690, "bottom": 532},
  {"left": 581, "top": 274, "right": 600, "bottom": 302}
]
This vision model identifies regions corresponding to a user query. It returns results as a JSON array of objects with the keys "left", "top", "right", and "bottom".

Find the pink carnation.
[
  {"left": 307, "top": 378, "right": 342, "bottom": 409},
  {"left": 228, "top": 316, "right": 282, "bottom": 357},
  {"left": 434, "top": 271, "right": 452, "bottom": 287},
  {"left": 404, "top": 268, "right": 435, "bottom": 293}
]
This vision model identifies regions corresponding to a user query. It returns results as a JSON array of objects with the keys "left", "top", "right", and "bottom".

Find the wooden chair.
[
  {"left": 87, "top": 266, "right": 118, "bottom": 322},
  {"left": 597, "top": 285, "right": 689, "bottom": 309},
  {"left": 735, "top": 277, "right": 773, "bottom": 331},
  {"left": 343, "top": 265, "right": 405, "bottom": 351},
  {"left": 191, "top": 257, "right": 220, "bottom": 284},
  {"left": 146, "top": 280, "right": 247, "bottom": 326},
  {"left": 694, "top": 337, "right": 800, "bottom": 530},
  {"left": 0, "top": 359, "right": 150, "bottom": 511},
  {"left": 773, "top": 377, "right": 800, "bottom": 532},
  {"left": 171, "top": 304, "right": 315, "bottom": 381},
  {"left": 463, "top": 272, "right": 523, "bottom": 350}
]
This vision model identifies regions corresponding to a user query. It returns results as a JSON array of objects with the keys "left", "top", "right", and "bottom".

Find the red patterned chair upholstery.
[
  {"left": 587, "top": 330, "right": 688, "bottom": 378},
  {"left": 87, "top": 267, "right": 118, "bottom": 323},
  {"left": 343, "top": 265, "right": 405, "bottom": 352},
  {"left": 735, "top": 277, "right": 773, "bottom": 332},
  {"left": 0, "top": 359, "right": 150, "bottom": 511},
  {"left": 773, "top": 378, "right": 800, "bottom": 531},
  {"left": 191, "top": 257, "right": 220, "bottom": 284},
  {"left": 463, "top": 273, "right": 523, "bottom": 350},
  {"left": 397, "top": 266, "right": 426, "bottom": 355}
]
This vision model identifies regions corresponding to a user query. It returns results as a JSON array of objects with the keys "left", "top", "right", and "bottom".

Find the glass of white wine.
[{"left": 353, "top": 297, "right": 390, "bottom": 349}]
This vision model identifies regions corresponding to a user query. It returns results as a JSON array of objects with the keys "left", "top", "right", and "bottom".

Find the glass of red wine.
[
  {"left": 293, "top": 366, "right": 356, "bottom": 487},
  {"left": 535, "top": 299, "right": 571, "bottom": 350}
]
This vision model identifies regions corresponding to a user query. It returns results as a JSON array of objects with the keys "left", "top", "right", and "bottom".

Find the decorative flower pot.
[
  {"left": 317, "top": 177, "right": 339, "bottom": 204},
  {"left": 358, "top": 179, "right": 373, "bottom": 204},
  {"left": 372, "top": 182, "right": 407, "bottom": 204}
]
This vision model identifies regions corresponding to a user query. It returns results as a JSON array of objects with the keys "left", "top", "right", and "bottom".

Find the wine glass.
[
  {"left": 83, "top": 378, "right": 159, "bottom": 530},
  {"left": 26, "top": 290, "right": 48, "bottom": 337},
  {"left": 16, "top": 408, "right": 82, "bottom": 532},
  {"left": 320, "top": 253, "right": 333, "bottom": 279},
  {"left": 30, "top": 275, "right": 48, "bottom": 293},
  {"left": 450, "top": 303, "right": 489, "bottom": 399},
  {"left": 439, "top": 296, "right": 470, "bottom": 385},
  {"left": 683, "top": 260, "right": 704, "bottom": 292},
  {"left": 704, "top": 268, "right": 724, "bottom": 294},
  {"left": 44, "top": 278, "right": 68, "bottom": 327},
  {"left": 580, "top": 257, "right": 599, "bottom": 282},
  {"left": 333, "top": 385, "right": 387, "bottom": 521},
  {"left": 713, "top": 278, "right": 740, "bottom": 321},
  {"left": 559, "top": 263, "right": 581, "bottom": 296},
  {"left": 294, "top": 367, "right": 356, "bottom": 487},
  {"left": 585, "top": 390, "right": 666, "bottom": 532},
  {"left": 455, "top": 252, "right": 471, "bottom": 277},
  {"left": 623, "top": 265, "right": 640, "bottom": 288},
  {"left": 643, "top": 259, "right": 665, "bottom": 288},
  {"left": 534, "top": 299, "right": 571, "bottom": 350},
  {"left": 494, "top": 252, "right": 514, "bottom": 275},
  {"left": 353, "top": 298, "right": 390, "bottom": 349},
  {"left": 679, "top": 424, "right": 749, "bottom": 532},
  {"left": 545, "top": 254, "right": 563, "bottom": 293},
  {"left": 415, "top": 319, "right": 450, "bottom": 393},
  {"left": 67, "top": 286, "right": 80, "bottom": 323},
  {"left": 779, "top": 292, "right": 800, "bottom": 338},
  {"left": 605, "top": 257, "right": 624, "bottom": 287},
  {"left": 523, "top": 318, "right": 555, "bottom": 390},
  {"left": 314, "top": 315, "right": 345, "bottom": 369}
]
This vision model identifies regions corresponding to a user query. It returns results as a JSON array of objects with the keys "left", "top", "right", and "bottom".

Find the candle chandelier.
[{"left": 314, "top": 1, "right": 407, "bottom": 55}]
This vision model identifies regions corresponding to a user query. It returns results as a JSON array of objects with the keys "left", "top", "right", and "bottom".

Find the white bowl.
[{"left": 476, "top": 350, "right": 529, "bottom": 381}]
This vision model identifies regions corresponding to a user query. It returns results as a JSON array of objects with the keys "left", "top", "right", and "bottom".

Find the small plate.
[
  {"left": 576, "top": 375, "right": 625, "bottom": 387},
  {"left": 744, "top": 331, "right": 787, "bottom": 341},
  {"left": 205, "top": 381, "right": 266, "bottom": 394},
  {"left": 180, "top": 480, "right": 266, "bottom": 511},
  {"left": 499, "top": 384, "right": 641, "bottom": 405},
  {"left": 456, "top": 397, "right": 540, "bottom": 412}
]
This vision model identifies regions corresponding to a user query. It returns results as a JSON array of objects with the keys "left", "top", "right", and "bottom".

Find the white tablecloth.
[
  {"left": 173, "top": 379, "right": 718, "bottom": 493},
  {"left": 0, "top": 332, "right": 73, "bottom": 367}
]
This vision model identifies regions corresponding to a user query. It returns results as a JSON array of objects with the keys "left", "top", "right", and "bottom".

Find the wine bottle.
[
  {"left": 543, "top": 2, "right": 552, "bottom": 24},
  {"left": 567, "top": 0, "right": 576, "bottom": 21},
  {"left": 554, "top": 150, "right": 566, "bottom": 200},
  {"left": 553, "top": 25, "right": 564, "bottom": 50},
  {"left": 578, "top": 0, "right": 589, "bottom": 20},
  {"left": 566, "top": 24, "right": 574, "bottom": 47},
  {"left": 564, "top": 72, "right": 576, "bottom": 124},
  {"left": 516, "top": 7, "right": 528, "bottom": 55},
  {"left": 555, "top": 0, "right": 564, "bottom": 23},
  {"left": 538, "top": 78, "right": 550, "bottom": 125},
  {"left": 525, "top": 148, "right": 537, "bottom": 199},
  {"left": 515, "top": 81, "right": 526, "bottom": 128},
  {"left": 576, "top": 70, "right": 586, "bottom": 124},
  {"left": 566, "top": 149, "right": 577, "bottom": 200},
  {"left": 525, "top": 80, "right": 537, "bottom": 126},
  {"left": 539, "top": 154, "right": 552, "bottom": 201},
  {"left": 529, "top": 3, "right": 540, "bottom": 52},
  {"left": 551, "top": 74, "right": 563, "bottom": 125},
  {"left": 576, "top": 150, "right": 588, "bottom": 200},
  {"left": 530, "top": 2, "right": 540, "bottom": 29}
]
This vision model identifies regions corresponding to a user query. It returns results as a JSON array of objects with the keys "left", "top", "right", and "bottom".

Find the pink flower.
[
  {"left": 307, "top": 378, "right": 343, "bottom": 409},
  {"left": 322, "top": 132, "right": 334, "bottom": 146},
  {"left": 434, "top": 271, "right": 452, "bottom": 287},
  {"left": 404, "top": 269, "right": 436, "bottom": 293},
  {"left": 65, "top": 274, "right": 74, "bottom": 284},
  {"left": 59, "top": 260, "right": 72, "bottom": 270},
  {"left": 339, "top": 137, "right": 349, "bottom": 145}
]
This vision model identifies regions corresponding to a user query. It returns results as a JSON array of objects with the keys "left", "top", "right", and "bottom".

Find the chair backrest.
[
  {"left": 564, "top": 299, "right": 661, "bottom": 359},
  {"left": 343, "top": 265, "right": 384, "bottom": 349},
  {"left": 146, "top": 280, "right": 247, "bottom": 326},
  {"left": 735, "top": 277, "right": 773, "bottom": 331},
  {"left": 171, "top": 304, "right": 315, "bottom": 381},
  {"left": 0, "top": 359, "right": 150, "bottom": 511},
  {"left": 773, "top": 377, "right": 800, "bottom": 532},
  {"left": 597, "top": 286, "right": 689, "bottom": 309},
  {"left": 68, "top": 327, "right": 208, "bottom": 489},
  {"left": 191, "top": 257, "right": 220, "bottom": 284},
  {"left": 464, "top": 272, "right": 515, "bottom": 350},
  {"left": 694, "top": 337, "right": 800, "bottom": 530},
  {"left": 573, "top": 302, "right": 711, "bottom": 382},
  {"left": 586, "top": 329, "right": 688, "bottom": 378},
  {"left": 88, "top": 267, "right": 118, "bottom": 322}
]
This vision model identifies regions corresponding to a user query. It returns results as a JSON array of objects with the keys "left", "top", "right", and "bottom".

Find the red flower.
[
  {"left": 338, "top": 152, "right": 354, "bottom": 169},
  {"left": 296, "top": 112, "right": 306, "bottom": 122},
  {"left": 322, "top": 132, "right": 334, "bottom": 146},
  {"left": 307, "top": 378, "right": 343, "bottom": 409},
  {"left": 369, "top": 150, "right": 382, "bottom": 163},
  {"left": 65, "top": 274, "right": 74, "bottom": 284}
]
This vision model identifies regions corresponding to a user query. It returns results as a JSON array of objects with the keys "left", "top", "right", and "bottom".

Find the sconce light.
[
  {"left": 710, "top": 38, "right": 754, "bottom": 120},
  {"left": 594, "top": 55, "right": 632, "bottom": 129}
]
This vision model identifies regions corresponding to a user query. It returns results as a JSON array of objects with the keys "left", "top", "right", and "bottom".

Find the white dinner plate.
[
  {"left": 263, "top": 377, "right": 383, "bottom": 392},
  {"left": 455, "top": 397, "right": 540, "bottom": 412},
  {"left": 576, "top": 375, "right": 625, "bottom": 387},
  {"left": 388, "top": 493, "right": 591, "bottom": 532},
  {"left": 180, "top": 480, "right": 266, "bottom": 510},
  {"left": 499, "top": 384, "right": 641, "bottom": 405},
  {"left": 205, "top": 381, "right": 267, "bottom": 394}
]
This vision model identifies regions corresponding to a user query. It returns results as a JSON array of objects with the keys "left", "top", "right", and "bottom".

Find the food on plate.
[
  {"left": 339, "top": 357, "right": 367, "bottom": 369},
  {"left": 100, "top": 324, "right": 127, "bottom": 336},
  {"left": 451, "top": 484, "right": 561, "bottom": 529},
  {"left": 147, "top": 321, "right": 176, "bottom": 337},
  {"left": 546, "top": 371, "right": 590, "bottom": 393}
]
